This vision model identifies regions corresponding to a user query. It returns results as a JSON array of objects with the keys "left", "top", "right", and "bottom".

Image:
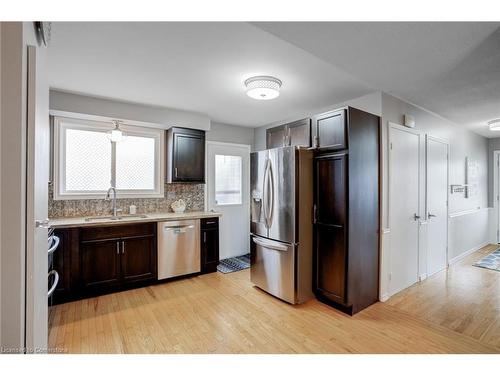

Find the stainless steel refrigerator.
[{"left": 250, "top": 146, "right": 314, "bottom": 304}]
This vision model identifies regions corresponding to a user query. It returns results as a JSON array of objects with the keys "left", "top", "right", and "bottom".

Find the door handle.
[
  {"left": 428, "top": 213, "right": 437, "bottom": 218},
  {"left": 116, "top": 242, "right": 120, "bottom": 255},
  {"left": 122, "top": 241, "right": 125, "bottom": 254},
  {"left": 47, "top": 270, "right": 59, "bottom": 298},
  {"left": 267, "top": 161, "right": 275, "bottom": 227},
  {"left": 262, "top": 159, "right": 270, "bottom": 227},
  {"left": 47, "top": 235, "right": 60, "bottom": 255},
  {"left": 252, "top": 236, "right": 288, "bottom": 252},
  {"left": 36, "top": 218, "right": 50, "bottom": 228},
  {"left": 413, "top": 213, "right": 421, "bottom": 221}
]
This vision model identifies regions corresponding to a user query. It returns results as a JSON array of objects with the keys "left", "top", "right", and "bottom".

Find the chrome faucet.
[{"left": 105, "top": 187, "right": 121, "bottom": 217}]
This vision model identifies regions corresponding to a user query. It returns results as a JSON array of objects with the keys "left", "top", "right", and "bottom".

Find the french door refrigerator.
[{"left": 250, "top": 146, "right": 314, "bottom": 304}]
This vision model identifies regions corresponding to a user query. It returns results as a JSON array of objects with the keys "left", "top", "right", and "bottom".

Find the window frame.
[
  {"left": 53, "top": 116, "right": 165, "bottom": 200},
  {"left": 214, "top": 154, "right": 243, "bottom": 206}
]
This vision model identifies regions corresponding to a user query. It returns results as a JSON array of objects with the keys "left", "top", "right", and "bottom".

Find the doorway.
[
  {"left": 426, "top": 135, "right": 449, "bottom": 276},
  {"left": 389, "top": 123, "right": 421, "bottom": 296},
  {"left": 206, "top": 141, "right": 251, "bottom": 260}
]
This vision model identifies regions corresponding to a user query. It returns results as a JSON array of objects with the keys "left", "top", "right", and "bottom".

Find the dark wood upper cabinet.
[
  {"left": 166, "top": 127, "right": 205, "bottom": 183},
  {"left": 266, "top": 118, "right": 311, "bottom": 149},
  {"left": 201, "top": 218, "right": 219, "bottom": 274},
  {"left": 313, "top": 107, "right": 380, "bottom": 316},
  {"left": 313, "top": 109, "right": 347, "bottom": 150}
]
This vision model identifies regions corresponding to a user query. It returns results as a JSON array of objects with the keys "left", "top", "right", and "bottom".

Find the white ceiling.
[
  {"left": 48, "top": 22, "right": 373, "bottom": 127},
  {"left": 254, "top": 22, "right": 500, "bottom": 137},
  {"left": 49, "top": 22, "right": 500, "bottom": 136}
]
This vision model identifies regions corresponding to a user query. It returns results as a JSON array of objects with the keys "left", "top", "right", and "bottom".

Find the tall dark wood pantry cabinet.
[{"left": 313, "top": 106, "right": 380, "bottom": 315}]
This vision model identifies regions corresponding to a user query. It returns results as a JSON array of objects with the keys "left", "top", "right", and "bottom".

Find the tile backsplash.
[{"left": 48, "top": 183, "right": 205, "bottom": 218}]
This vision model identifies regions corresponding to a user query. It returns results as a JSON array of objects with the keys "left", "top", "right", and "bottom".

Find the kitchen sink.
[{"left": 84, "top": 214, "right": 148, "bottom": 222}]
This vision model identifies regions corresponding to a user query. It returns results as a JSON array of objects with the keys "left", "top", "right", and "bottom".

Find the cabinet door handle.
[
  {"left": 122, "top": 241, "right": 125, "bottom": 254},
  {"left": 116, "top": 242, "right": 120, "bottom": 255},
  {"left": 175, "top": 167, "right": 178, "bottom": 178},
  {"left": 203, "top": 232, "right": 207, "bottom": 243}
]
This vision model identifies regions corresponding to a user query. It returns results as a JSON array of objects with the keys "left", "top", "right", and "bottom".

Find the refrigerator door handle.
[
  {"left": 252, "top": 236, "right": 288, "bottom": 252},
  {"left": 267, "top": 159, "right": 275, "bottom": 228},
  {"left": 262, "top": 159, "right": 270, "bottom": 228}
]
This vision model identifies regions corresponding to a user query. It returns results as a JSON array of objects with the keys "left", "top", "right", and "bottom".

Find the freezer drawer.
[
  {"left": 250, "top": 235, "right": 295, "bottom": 304},
  {"left": 158, "top": 220, "right": 200, "bottom": 280}
]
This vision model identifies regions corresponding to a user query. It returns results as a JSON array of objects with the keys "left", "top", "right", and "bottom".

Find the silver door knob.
[
  {"left": 413, "top": 213, "right": 421, "bottom": 221},
  {"left": 428, "top": 213, "right": 437, "bottom": 218}
]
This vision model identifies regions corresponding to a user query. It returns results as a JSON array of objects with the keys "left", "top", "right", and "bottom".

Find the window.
[
  {"left": 54, "top": 116, "right": 164, "bottom": 200},
  {"left": 215, "top": 154, "right": 242, "bottom": 205}
]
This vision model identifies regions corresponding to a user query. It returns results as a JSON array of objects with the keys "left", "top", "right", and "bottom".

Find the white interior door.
[
  {"left": 389, "top": 125, "right": 420, "bottom": 296},
  {"left": 26, "top": 45, "right": 50, "bottom": 350},
  {"left": 206, "top": 142, "right": 250, "bottom": 260},
  {"left": 426, "top": 136, "right": 449, "bottom": 276}
]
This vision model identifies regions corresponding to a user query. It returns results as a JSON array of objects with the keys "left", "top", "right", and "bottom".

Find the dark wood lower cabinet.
[
  {"left": 121, "top": 235, "right": 157, "bottom": 284},
  {"left": 52, "top": 219, "right": 219, "bottom": 304},
  {"left": 53, "top": 223, "right": 157, "bottom": 303},
  {"left": 80, "top": 239, "right": 121, "bottom": 290},
  {"left": 201, "top": 218, "right": 219, "bottom": 273},
  {"left": 315, "top": 224, "right": 346, "bottom": 305}
]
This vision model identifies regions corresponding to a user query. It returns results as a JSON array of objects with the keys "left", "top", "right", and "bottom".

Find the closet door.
[
  {"left": 314, "top": 153, "right": 348, "bottom": 304},
  {"left": 389, "top": 125, "right": 420, "bottom": 295}
]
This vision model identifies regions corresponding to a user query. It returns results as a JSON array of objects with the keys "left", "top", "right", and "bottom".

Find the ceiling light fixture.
[
  {"left": 244, "top": 76, "right": 282, "bottom": 100},
  {"left": 488, "top": 119, "right": 500, "bottom": 131},
  {"left": 108, "top": 120, "right": 125, "bottom": 142}
]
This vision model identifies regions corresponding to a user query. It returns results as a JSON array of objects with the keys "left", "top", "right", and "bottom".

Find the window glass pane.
[
  {"left": 65, "top": 128, "right": 111, "bottom": 191},
  {"left": 215, "top": 154, "right": 242, "bottom": 205},
  {"left": 116, "top": 135, "right": 156, "bottom": 190}
]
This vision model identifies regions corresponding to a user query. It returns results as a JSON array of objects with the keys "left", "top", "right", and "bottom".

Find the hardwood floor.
[
  {"left": 387, "top": 244, "right": 500, "bottom": 350},
  {"left": 48, "top": 245, "right": 500, "bottom": 354}
]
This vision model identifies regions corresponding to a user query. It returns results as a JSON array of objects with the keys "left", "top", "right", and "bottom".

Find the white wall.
[
  {"left": 50, "top": 90, "right": 211, "bottom": 131},
  {"left": 253, "top": 91, "right": 382, "bottom": 151},
  {"left": 380, "top": 93, "right": 490, "bottom": 300}
]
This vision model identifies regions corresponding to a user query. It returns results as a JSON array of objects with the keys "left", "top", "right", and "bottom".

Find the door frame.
[
  {"left": 493, "top": 150, "right": 500, "bottom": 243},
  {"left": 425, "top": 134, "right": 450, "bottom": 270},
  {"left": 388, "top": 122, "right": 422, "bottom": 294}
]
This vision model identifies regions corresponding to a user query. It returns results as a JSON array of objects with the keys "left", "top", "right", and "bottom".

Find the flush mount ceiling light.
[
  {"left": 244, "top": 76, "right": 282, "bottom": 100},
  {"left": 489, "top": 119, "right": 500, "bottom": 131},
  {"left": 108, "top": 120, "right": 125, "bottom": 142}
]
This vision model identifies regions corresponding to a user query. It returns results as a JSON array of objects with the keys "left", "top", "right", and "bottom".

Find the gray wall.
[
  {"left": 381, "top": 92, "right": 488, "bottom": 221},
  {"left": 207, "top": 121, "right": 254, "bottom": 148},
  {"left": 50, "top": 90, "right": 211, "bottom": 130},
  {"left": 488, "top": 137, "right": 500, "bottom": 206},
  {"left": 253, "top": 91, "right": 382, "bottom": 151}
]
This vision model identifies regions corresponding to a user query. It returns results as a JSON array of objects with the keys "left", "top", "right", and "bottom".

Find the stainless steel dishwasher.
[{"left": 157, "top": 219, "right": 200, "bottom": 280}]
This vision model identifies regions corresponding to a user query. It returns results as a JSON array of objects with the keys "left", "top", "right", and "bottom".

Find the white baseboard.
[
  {"left": 379, "top": 293, "right": 389, "bottom": 302},
  {"left": 448, "top": 241, "right": 490, "bottom": 265}
]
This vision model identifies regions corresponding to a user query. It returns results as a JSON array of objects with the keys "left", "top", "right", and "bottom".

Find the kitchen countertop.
[{"left": 49, "top": 211, "right": 222, "bottom": 229}]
